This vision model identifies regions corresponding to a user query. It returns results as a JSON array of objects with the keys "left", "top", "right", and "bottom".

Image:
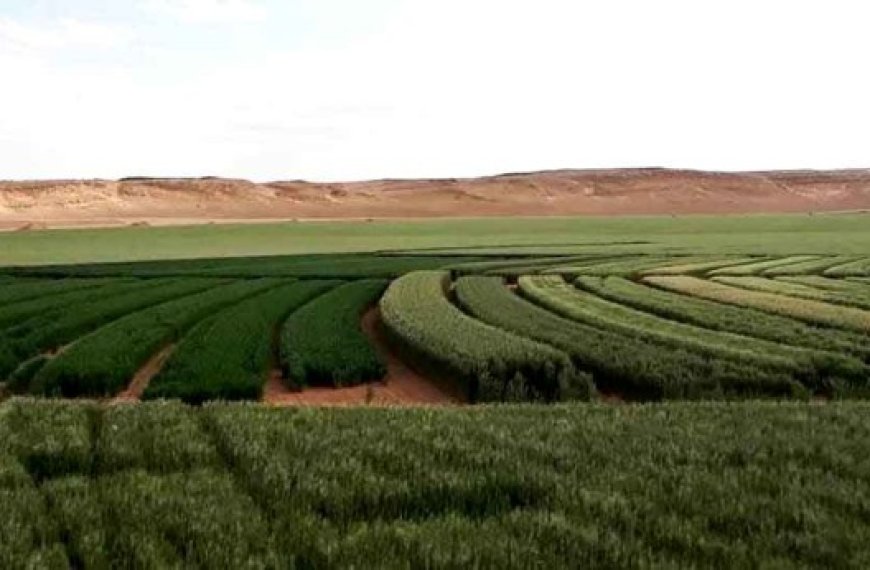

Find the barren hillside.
[{"left": 1, "top": 168, "right": 869, "bottom": 230}]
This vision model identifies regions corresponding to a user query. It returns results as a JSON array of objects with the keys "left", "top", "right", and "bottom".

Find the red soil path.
[
  {"left": 112, "top": 344, "right": 176, "bottom": 403},
  {"left": 262, "top": 307, "right": 462, "bottom": 407}
]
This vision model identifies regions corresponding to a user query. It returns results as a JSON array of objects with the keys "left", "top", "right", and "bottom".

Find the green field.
[
  {"left": 2, "top": 399, "right": 869, "bottom": 569},
  {"left": 1, "top": 214, "right": 869, "bottom": 567},
  {"left": 1, "top": 213, "right": 869, "bottom": 265}
]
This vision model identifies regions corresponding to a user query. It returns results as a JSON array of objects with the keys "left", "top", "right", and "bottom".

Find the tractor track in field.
[
  {"left": 113, "top": 343, "right": 176, "bottom": 402},
  {"left": 261, "top": 307, "right": 462, "bottom": 407}
]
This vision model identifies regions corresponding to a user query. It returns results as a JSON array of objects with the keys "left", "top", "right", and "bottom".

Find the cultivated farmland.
[{"left": 0, "top": 213, "right": 869, "bottom": 567}]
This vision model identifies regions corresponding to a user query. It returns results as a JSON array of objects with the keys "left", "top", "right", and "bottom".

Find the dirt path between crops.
[
  {"left": 112, "top": 344, "right": 176, "bottom": 402},
  {"left": 262, "top": 307, "right": 462, "bottom": 406}
]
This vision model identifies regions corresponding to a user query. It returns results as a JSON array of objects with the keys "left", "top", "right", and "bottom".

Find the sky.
[{"left": 1, "top": 0, "right": 868, "bottom": 181}]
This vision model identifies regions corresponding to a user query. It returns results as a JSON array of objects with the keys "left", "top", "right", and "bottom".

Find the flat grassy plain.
[{"left": 1, "top": 213, "right": 869, "bottom": 265}]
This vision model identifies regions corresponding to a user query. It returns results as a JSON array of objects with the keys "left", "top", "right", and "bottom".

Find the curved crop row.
[
  {"left": 0, "top": 278, "right": 136, "bottom": 332},
  {"left": 763, "top": 255, "right": 863, "bottom": 276},
  {"left": 379, "top": 271, "right": 591, "bottom": 402},
  {"left": 543, "top": 256, "right": 676, "bottom": 277},
  {"left": 0, "top": 278, "right": 107, "bottom": 307},
  {"left": 775, "top": 276, "right": 870, "bottom": 306},
  {"left": 448, "top": 255, "right": 598, "bottom": 276},
  {"left": 0, "top": 277, "right": 224, "bottom": 383},
  {"left": 575, "top": 276, "right": 870, "bottom": 362},
  {"left": 281, "top": 279, "right": 387, "bottom": 387},
  {"left": 709, "top": 255, "right": 822, "bottom": 276},
  {"left": 523, "top": 276, "right": 808, "bottom": 371},
  {"left": 824, "top": 257, "right": 870, "bottom": 277},
  {"left": 455, "top": 276, "right": 803, "bottom": 399},
  {"left": 644, "top": 275, "right": 870, "bottom": 333},
  {"left": 30, "top": 279, "right": 284, "bottom": 397},
  {"left": 145, "top": 280, "right": 338, "bottom": 403},
  {"left": 521, "top": 275, "right": 864, "bottom": 393},
  {"left": 640, "top": 256, "right": 759, "bottom": 276},
  {"left": 714, "top": 276, "right": 870, "bottom": 310}
]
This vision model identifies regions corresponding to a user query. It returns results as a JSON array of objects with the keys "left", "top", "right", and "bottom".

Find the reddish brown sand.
[
  {"left": 262, "top": 307, "right": 461, "bottom": 407},
  {"left": 2, "top": 168, "right": 869, "bottom": 229},
  {"left": 112, "top": 344, "right": 176, "bottom": 403}
]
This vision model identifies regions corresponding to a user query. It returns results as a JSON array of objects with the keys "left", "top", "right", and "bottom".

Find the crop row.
[
  {"left": 379, "top": 271, "right": 592, "bottom": 402},
  {"left": 522, "top": 275, "right": 866, "bottom": 394},
  {"left": 763, "top": 255, "right": 864, "bottom": 276},
  {"left": 824, "top": 256, "right": 870, "bottom": 277},
  {"left": 778, "top": 275, "right": 870, "bottom": 302},
  {"left": 640, "top": 256, "right": 761, "bottom": 275},
  {"left": 0, "top": 278, "right": 224, "bottom": 385},
  {"left": 541, "top": 255, "right": 682, "bottom": 276},
  {"left": 0, "top": 253, "right": 482, "bottom": 280},
  {"left": 708, "top": 255, "right": 822, "bottom": 276},
  {"left": 0, "top": 278, "right": 138, "bottom": 331},
  {"left": 281, "top": 279, "right": 387, "bottom": 387},
  {"left": 645, "top": 275, "right": 870, "bottom": 333},
  {"left": 714, "top": 275, "right": 870, "bottom": 310},
  {"left": 0, "top": 277, "right": 108, "bottom": 307},
  {"left": 455, "top": 276, "right": 803, "bottom": 399},
  {"left": 574, "top": 276, "right": 870, "bottom": 362},
  {"left": 3, "top": 399, "right": 870, "bottom": 568},
  {"left": 144, "top": 281, "right": 338, "bottom": 403},
  {"left": 448, "top": 254, "right": 602, "bottom": 275},
  {"left": 29, "top": 279, "right": 283, "bottom": 397}
]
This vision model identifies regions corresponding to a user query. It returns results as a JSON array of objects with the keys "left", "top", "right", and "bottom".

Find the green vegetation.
[
  {"left": 575, "top": 275, "right": 870, "bottom": 362},
  {"left": 714, "top": 275, "right": 870, "bottom": 310},
  {"left": 281, "top": 279, "right": 387, "bottom": 387},
  {"left": 145, "top": 281, "right": 338, "bottom": 403},
  {"left": 646, "top": 275, "right": 870, "bottom": 333},
  {"left": 3, "top": 399, "right": 870, "bottom": 568},
  {"left": 708, "top": 255, "right": 822, "bottom": 275},
  {"left": 2, "top": 213, "right": 870, "bottom": 266},
  {"left": 3, "top": 253, "right": 490, "bottom": 280},
  {"left": 0, "top": 277, "right": 106, "bottom": 306},
  {"left": 764, "top": 255, "right": 863, "bottom": 276},
  {"left": 778, "top": 275, "right": 870, "bottom": 302},
  {"left": 0, "top": 278, "right": 133, "bottom": 331},
  {"left": 521, "top": 275, "right": 858, "bottom": 392},
  {"left": 640, "top": 256, "right": 759, "bottom": 275},
  {"left": 824, "top": 256, "right": 870, "bottom": 277},
  {"left": 542, "top": 255, "right": 678, "bottom": 276},
  {"left": 29, "top": 279, "right": 281, "bottom": 397},
  {"left": 0, "top": 278, "right": 223, "bottom": 382},
  {"left": 380, "top": 271, "right": 590, "bottom": 402},
  {"left": 455, "top": 276, "right": 800, "bottom": 399}
]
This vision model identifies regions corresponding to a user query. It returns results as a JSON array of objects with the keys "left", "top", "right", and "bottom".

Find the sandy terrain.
[
  {"left": 262, "top": 307, "right": 461, "bottom": 406},
  {"left": 2, "top": 168, "right": 869, "bottom": 230}
]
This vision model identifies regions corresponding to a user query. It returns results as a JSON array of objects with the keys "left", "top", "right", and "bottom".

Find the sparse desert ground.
[{"left": 1, "top": 168, "right": 869, "bottom": 230}]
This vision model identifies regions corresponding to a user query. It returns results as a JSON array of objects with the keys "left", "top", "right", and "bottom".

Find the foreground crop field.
[{"left": 2, "top": 399, "right": 869, "bottom": 569}]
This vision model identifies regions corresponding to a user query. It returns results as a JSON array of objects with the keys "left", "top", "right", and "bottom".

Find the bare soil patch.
[
  {"left": 262, "top": 307, "right": 461, "bottom": 407},
  {"left": 113, "top": 344, "right": 176, "bottom": 403}
]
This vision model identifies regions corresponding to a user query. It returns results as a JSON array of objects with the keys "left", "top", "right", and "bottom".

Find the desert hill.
[{"left": 1, "top": 168, "right": 869, "bottom": 230}]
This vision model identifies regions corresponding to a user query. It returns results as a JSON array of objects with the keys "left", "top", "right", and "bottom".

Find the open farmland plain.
[{"left": 1, "top": 213, "right": 870, "bottom": 567}]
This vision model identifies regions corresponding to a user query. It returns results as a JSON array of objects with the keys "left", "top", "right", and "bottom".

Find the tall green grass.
[
  {"left": 145, "top": 280, "right": 337, "bottom": 403},
  {"left": 281, "top": 279, "right": 387, "bottom": 387}
]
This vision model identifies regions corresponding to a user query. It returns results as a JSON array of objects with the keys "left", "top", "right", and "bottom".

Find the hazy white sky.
[{"left": 1, "top": 0, "right": 868, "bottom": 181}]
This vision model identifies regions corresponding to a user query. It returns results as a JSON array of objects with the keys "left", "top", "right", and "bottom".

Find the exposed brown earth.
[
  {"left": 112, "top": 344, "right": 176, "bottom": 403},
  {"left": 262, "top": 307, "right": 461, "bottom": 406},
  {"left": 2, "top": 168, "right": 869, "bottom": 229}
]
